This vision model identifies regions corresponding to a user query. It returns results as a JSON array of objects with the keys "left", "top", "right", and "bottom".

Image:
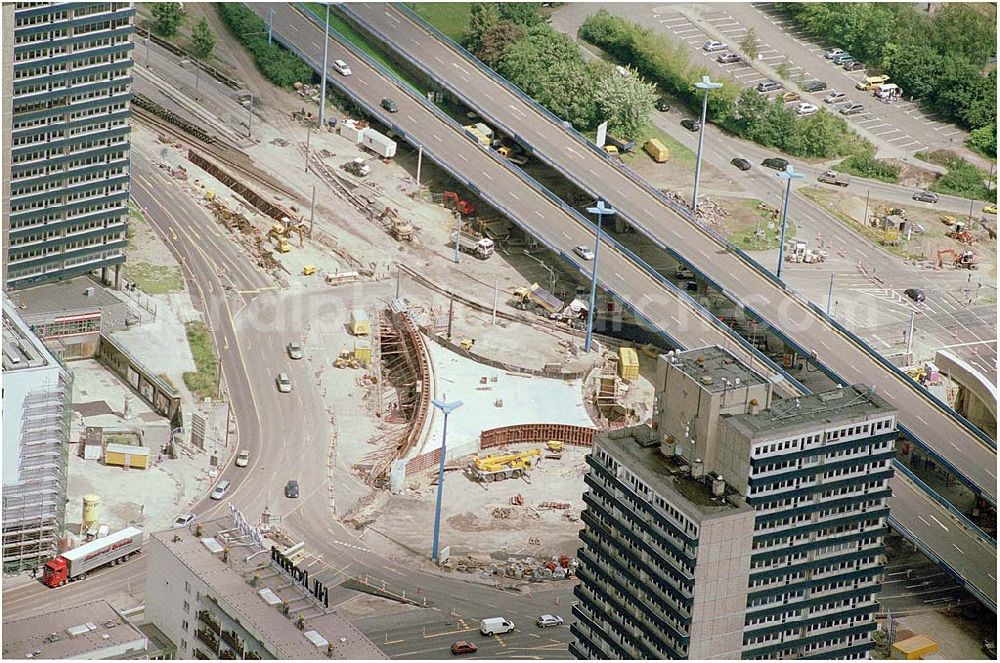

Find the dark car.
[
  {"left": 680, "top": 118, "right": 701, "bottom": 132},
  {"left": 654, "top": 97, "right": 671, "bottom": 112},
  {"left": 904, "top": 288, "right": 926, "bottom": 303},
  {"left": 717, "top": 51, "right": 741, "bottom": 64},
  {"left": 380, "top": 98, "right": 398, "bottom": 113},
  {"left": 284, "top": 480, "right": 300, "bottom": 498},
  {"left": 843, "top": 61, "right": 867, "bottom": 71},
  {"left": 451, "top": 641, "right": 478, "bottom": 655},
  {"left": 731, "top": 158, "right": 752, "bottom": 171},
  {"left": 762, "top": 157, "right": 790, "bottom": 171},
  {"left": 839, "top": 102, "right": 865, "bottom": 115},
  {"left": 802, "top": 80, "right": 827, "bottom": 93},
  {"left": 912, "top": 191, "right": 939, "bottom": 203}
]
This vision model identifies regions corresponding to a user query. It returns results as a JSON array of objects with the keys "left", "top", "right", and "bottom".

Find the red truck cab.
[{"left": 42, "top": 557, "right": 69, "bottom": 588}]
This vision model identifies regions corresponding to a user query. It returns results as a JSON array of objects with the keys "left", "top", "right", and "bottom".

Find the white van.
[
  {"left": 480, "top": 617, "right": 515, "bottom": 635},
  {"left": 332, "top": 59, "right": 351, "bottom": 76}
]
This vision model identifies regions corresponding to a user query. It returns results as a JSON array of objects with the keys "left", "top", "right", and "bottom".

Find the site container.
[
  {"left": 618, "top": 347, "right": 640, "bottom": 381},
  {"left": 362, "top": 128, "right": 397, "bottom": 158},
  {"left": 644, "top": 139, "right": 670, "bottom": 163},
  {"left": 350, "top": 309, "right": 371, "bottom": 336},
  {"left": 891, "top": 634, "right": 939, "bottom": 660},
  {"left": 354, "top": 340, "right": 371, "bottom": 365},
  {"left": 338, "top": 119, "right": 366, "bottom": 143},
  {"left": 104, "top": 443, "right": 149, "bottom": 470}
]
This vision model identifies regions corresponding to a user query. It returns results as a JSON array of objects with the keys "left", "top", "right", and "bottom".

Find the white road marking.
[
  {"left": 952, "top": 544, "right": 964, "bottom": 555},
  {"left": 457, "top": 153, "right": 467, "bottom": 161},
  {"left": 614, "top": 272, "right": 625, "bottom": 281},
  {"left": 918, "top": 516, "right": 931, "bottom": 527},
  {"left": 928, "top": 515, "right": 949, "bottom": 532},
  {"left": 534, "top": 211, "right": 544, "bottom": 219},
  {"left": 509, "top": 192, "right": 519, "bottom": 201},
  {"left": 481, "top": 171, "right": 493, "bottom": 181}
]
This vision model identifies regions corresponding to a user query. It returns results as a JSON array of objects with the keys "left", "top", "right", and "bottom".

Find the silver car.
[
  {"left": 537, "top": 614, "right": 564, "bottom": 628},
  {"left": 573, "top": 245, "right": 595, "bottom": 261},
  {"left": 276, "top": 372, "right": 293, "bottom": 393},
  {"left": 287, "top": 342, "right": 303, "bottom": 360},
  {"left": 702, "top": 40, "right": 728, "bottom": 52}
]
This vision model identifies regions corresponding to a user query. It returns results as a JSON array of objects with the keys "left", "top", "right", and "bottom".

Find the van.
[
  {"left": 856, "top": 75, "right": 889, "bottom": 91},
  {"left": 210, "top": 480, "right": 230, "bottom": 500},
  {"left": 480, "top": 618, "right": 515, "bottom": 635},
  {"left": 332, "top": 59, "right": 351, "bottom": 76}
]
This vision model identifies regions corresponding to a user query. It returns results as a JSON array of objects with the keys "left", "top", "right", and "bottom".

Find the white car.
[
  {"left": 702, "top": 40, "right": 728, "bottom": 52},
  {"left": 536, "top": 614, "right": 564, "bottom": 628},
  {"left": 332, "top": 59, "right": 351, "bottom": 76},
  {"left": 210, "top": 480, "right": 230, "bottom": 501},
  {"left": 794, "top": 102, "right": 819, "bottom": 116},
  {"left": 824, "top": 48, "right": 845, "bottom": 59},
  {"left": 173, "top": 513, "right": 195, "bottom": 528},
  {"left": 287, "top": 342, "right": 303, "bottom": 360},
  {"left": 276, "top": 372, "right": 292, "bottom": 393},
  {"left": 823, "top": 91, "right": 846, "bottom": 104},
  {"left": 235, "top": 450, "right": 250, "bottom": 467},
  {"left": 573, "top": 245, "right": 595, "bottom": 261}
]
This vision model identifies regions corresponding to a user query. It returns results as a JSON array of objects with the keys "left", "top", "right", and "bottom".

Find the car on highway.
[
  {"left": 537, "top": 614, "right": 564, "bottom": 628},
  {"left": 830, "top": 53, "right": 854, "bottom": 64},
  {"left": 680, "top": 118, "right": 701, "bottom": 132},
  {"left": 380, "top": 98, "right": 398, "bottom": 113},
  {"left": 573, "top": 245, "right": 595, "bottom": 261},
  {"left": 287, "top": 342, "right": 304, "bottom": 360},
  {"left": 756, "top": 80, "right": 782, "bottom": 93},
  {"left": 702, "top": 40, "right": 728, "bottom": 52},
  {"left": 904, "top": 288, "right": 926, "bottom": 303},
  {"left": 731, "top": 158, "right": 752, "bottom": 171},
  {"left": 654, "top": 97, "right": 671, "bottom": 112},
  {"left": 823, "top": 91, "right": 846, "bottom": 104},
  {"left": 984, "top": 205, "right": 997, "bottom": 215},
  {"left": 802, "top": 80, "right": 828, "bottom": 93},
  {"left": 450, "top": 641, "right": 478, "bottom": 655},
  {"left": 332, "top": 59, "right": 351, "bottom": 76},
  {"left": 235, "top": 450, "right": 250, "bottom": 467},
  {"left": 794, "top": 102, "right": 819, "bottom": 116},
  {"left": 761, "top": 157, "right": 790, "bottom": 171},
  {"left": 839, "top": 102, "right": 865, "bottom": 115},
  {"left": 912, "top": 191, "right": 939, "bottom": 203},
  {"left": 843, "top": 61, "right": 867, "bottom": 71},
  {"left": 824, "top": 48, "right": 846, "bottom": 59},
  {"left": 717, "top": 51, "right": 741, "bottom": 64},
  {"left": 284, "top": 480, "right": 300, "bottom": 498},
  {"left": 276, "top": 372, "right": 293, "bottom": 393},
  {"left": 210, "top": 480, "right": 230, "bottom": 501},
  {"left": 173, "top": 513, "right": 195, "bottom": 528}
]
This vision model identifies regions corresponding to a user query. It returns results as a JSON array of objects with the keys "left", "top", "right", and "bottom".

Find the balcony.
[{"left": 195, "top": 628, "right": 219, "bottom": 654}]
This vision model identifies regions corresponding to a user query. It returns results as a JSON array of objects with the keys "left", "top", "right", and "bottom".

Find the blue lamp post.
[
  {"left": 584, "top": 200, "right": 617, "bottom": 353},
  {"left": 318, "top": 4, "right": 330, "bottom": 127},
  {"left": 691, "top": 75, "right": 723, "bottom": 212},
  {"left": 430, "top": 397, "right": 463, "bottom": 563},
  {"left": 775, "top": 165, "right": 803, "bottom": 280}
]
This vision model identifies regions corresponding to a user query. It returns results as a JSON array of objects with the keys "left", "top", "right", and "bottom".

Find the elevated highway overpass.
[{"left": 252, "top": 2, "right": 996, "bottom": 611}]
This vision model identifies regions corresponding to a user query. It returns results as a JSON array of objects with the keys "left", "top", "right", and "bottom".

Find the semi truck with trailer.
[{"left": 41, "top": 527, "right": 143, "bottom": 587}]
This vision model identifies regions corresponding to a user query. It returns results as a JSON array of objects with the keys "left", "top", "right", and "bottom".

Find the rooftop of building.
[
  {"left": 723, "top": 384, "right": 896, "bottom": 439},
  {"left": 2, "top": 599, "right": 148, "bottom": 660},
  {"left": 151, "top": 518, "right": 386, "bottom": 660},
  {"left": 664, "top": 345, "right": 771, "bottom": 393},
  {"left": 597, "top": 425, "right": 753, "bottom": 522},
  {"left": 2, "top": 294, "right": 58, "bottom": 372},
  {"left": 8, "top": 276, "right": 121, "bottom": 321}
]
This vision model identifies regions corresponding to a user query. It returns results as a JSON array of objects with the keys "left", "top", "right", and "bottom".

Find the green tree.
[
  {"left": 475, "top": 21, "right": 524, "bottom": 68},
  {"left": 931, "top": 159, "right": 991, "bottom": 201},
  {"left": 498, "top": 3, "right": 543, "bottom": 27},
  {"left": 786, "top": 111, "right": 843, "bottom": 158},
  {"left": 592, "top": 65, "right": 658, "bottom": 138},
  {"left": 191, "top": 17, "right": 216, "bottom": 59},
  {"left": 929, "top": 4, "right": 997, "bottom": 65},
  {"left": 464, "top": 2, "right": 500, "bottom": 52},
  {"left": 739, "top": 27, "right": 759, "bottom": 62},
  {"left": 775, "top": 59, "right": 791, "bottom": 81},
  {"left": 151, "top": 3, "right": 183, "bottom": 37},
  {"left": 968, "top": 122, "right": 997, "bottom": 158},
  {"left": 883, "top": 42, "right": 942, "bottom": 100}
]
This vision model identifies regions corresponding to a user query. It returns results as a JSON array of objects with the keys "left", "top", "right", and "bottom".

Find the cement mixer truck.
[{"left": 41, "top": 527, "right": 143, "bottom": 587}]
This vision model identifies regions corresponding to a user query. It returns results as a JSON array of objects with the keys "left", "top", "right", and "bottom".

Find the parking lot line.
[{"left": 886, "top": 135, "right": 914, "bottom": 143}]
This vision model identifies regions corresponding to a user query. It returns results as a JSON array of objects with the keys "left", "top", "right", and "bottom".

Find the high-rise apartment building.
[
  {"left": 2, "top": 293, "right": 73, "bottom": 573},
  {"left": 572, "top": 347, "right": 895, "bottom": 660},
  {"left": 4, "top": 2, "right": 134, "bottom": 290}
]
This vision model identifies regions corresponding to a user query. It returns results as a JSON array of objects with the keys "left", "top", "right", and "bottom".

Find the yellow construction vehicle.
[
  {"left": 334, "top": 349, "right": 360, "bottom": 369},
  {"left": 459, "top": 338, "right": 475, "bottom": 351},
  {"left": 275, "top": 239, "right": 291, "bottom": 253},
  {"left": 546, "top": 441, "right": 564, "bottom": 453},
  {"left": 471, "top": 449, "right": 541, "bottom": 482},
  {"left": 303, "top": 265, "right": 316, "bottom": 276},
  {"left": 940, "top": 215, "right": 958, "bottom": 227}
]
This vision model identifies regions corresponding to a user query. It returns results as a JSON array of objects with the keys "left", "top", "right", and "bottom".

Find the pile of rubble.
[
  {"left": 293, "top": 81, "right": 323, "bottom": 103},
  {"left": 661, "top": 189, "right": 729, "bottom": 233},
  {"left": 442, "top": 552, "right": 578, "bottom": 582}
]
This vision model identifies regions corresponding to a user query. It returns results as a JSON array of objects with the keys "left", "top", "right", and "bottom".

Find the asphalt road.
[{"left": 339, "top": 3, "right": 997, "bottom": 506}]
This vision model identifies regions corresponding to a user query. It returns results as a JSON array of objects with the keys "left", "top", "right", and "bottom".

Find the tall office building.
[
  {"left": 2, "top": 293, "right": 73, "bottom": 573},
  {"left": 4, "top": 2, "right": 134, "bottom": 290},
  {"left": 572, "top": 347, "right": 894, "bottom": 660}
]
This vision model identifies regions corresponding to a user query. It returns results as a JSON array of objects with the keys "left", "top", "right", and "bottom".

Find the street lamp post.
[
  {"left": 268, "top": 8, "right": 275, "bottom": 44},
  {"left": 775, "top": 165, "right": 804, "bottom": 280},
  {"left": 584, "top": 200, "right": 617, "bottom": 353},
  {"left": 691, "top": 75, "right": 723, "bottom": 212},
  {"left": 318, "top": 4, "right": 330, "bottom": 128},
  {"left": 431, "top": 398, "right": 463, "bottom": 563}
]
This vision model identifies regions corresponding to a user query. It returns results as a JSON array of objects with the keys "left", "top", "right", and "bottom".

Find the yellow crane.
[{"left": 471, "top": 449, "right": 541, "bottom": 482}]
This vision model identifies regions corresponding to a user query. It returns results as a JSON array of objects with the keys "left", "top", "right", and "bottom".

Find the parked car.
[
  {"left": 654, "top": 97, "right": 671, "bottom": 112},
  {"left": 843, "top": 61, "right": 867, "bottom": 71},
  {"left": 537, "top": 615, "right": 565, "bottom": 628},
  {"left": 984, "top": 205, "right": 997, "bottom": 215},
  {"left": 762, "top": 157, "right": 790, "bottom": 171},
  {"left": 287, "top": 342, "right": 303, "bottom": 360},
  {"left": 824, "top": 48, "right": 846, "bottom": 59},
  {"left": 781, "top": 91, "right": 801, "bottom": 104},
  {"left": 731, "top": 157, "right": 752, "bottom": 171},
  {"left": 839, "top": 102, "right": 865, "bottom": 115},
  {"left": 332, "top": 59, "right": 351, "bottom": 76},
  {"left": 702, "top": 40, "right": 728, "bottom": 52},
  {"left": 276, "top": 372, "right": 293, "bottom": 393},
  {"left": 756, "top": 80, "right": 782, "bottom": 93},
  {"left": 904, "top": 288, "right": 926, "bottom": 303},
  {"left": 680, "top": 118, "right": 701, "bottom": 132},
  {"left": 210, "top": 480, "right": 231, "bottom": 501},
  {"left": 173, "top": 513, "right": 195, "bottom": 528},
  {"left": 380, "top": 98, "right": 398, "bottom": 113},
  {"left": 235, "top": 450, "right": 250, "bottom": 467},
  {"left": 794, "top": 102, "right": 819, "bottom": 116},
  {"left": 450, "top": 642, "right": 478, "bottom": 655},
  {"left": 802, "top": 80, "right": 827, "bottom": 93},
  {"left": 912, "top": 191, "right": 939, "bottom": 203},
  {"left": 823, "top": 91, "right": 846, "bottom": 104},
  {"left": 285, "top": 480, "right": 300, "bottom": 498},
  {"left": 831, "top": 53, "right": 854, "bottom": 64},
  {"left": 717, "top": 51, "right": 741, "bottom": 64},
  {"left": 573, "top": 245, "right": 595, "bottom": 261}
]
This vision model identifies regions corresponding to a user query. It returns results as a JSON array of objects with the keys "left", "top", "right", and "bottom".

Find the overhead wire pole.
[
  {"left": 585, "top": 200, "right": 617, "bottom": 353},
  {"left": 430, "top": 398, "right": 463, "bottom": 563},
  {"left": 318, "top": 3, "right": 330, "bottom": 128},
  {"left": 690, "top": 75, "right": 722, "bottom": 212},
  {"left": 826, "top": 273, "right": 834, "bottom": 316},
  {"left": 775, "top": 165, "right": 803, "bottom": 280}
]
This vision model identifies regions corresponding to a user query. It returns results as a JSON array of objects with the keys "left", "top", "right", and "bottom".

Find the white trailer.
[
  {"left": 362, "top": 128, "right": 397, "bottom": 158},
  {"left": 339, "top": 119, "right": 367, "bottom": 143}
]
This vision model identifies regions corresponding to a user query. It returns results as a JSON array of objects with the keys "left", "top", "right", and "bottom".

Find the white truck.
[
  {"left": 361, "top": 128, "right": 397, "bottom": 158},
  {"left": 818, "top": 170, "right": 851, "bottom": 187},
  {"left": 452, "top": 231, "right": 494, "bottom": 259},
  {"left": 41, "top": 527, "right": 143, "bottom": 587}
]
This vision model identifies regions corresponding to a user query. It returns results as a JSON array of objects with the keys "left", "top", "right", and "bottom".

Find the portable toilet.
[
  {"left": 350, "top": 309, "right": 371, "bottom": 336},
  {"left": 618, "top": 347, "right": 640, "bottom": 381}
]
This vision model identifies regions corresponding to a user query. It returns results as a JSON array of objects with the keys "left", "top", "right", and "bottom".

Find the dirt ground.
[{"left": 891, "top": 609, "right": 994, "bottom": 660}]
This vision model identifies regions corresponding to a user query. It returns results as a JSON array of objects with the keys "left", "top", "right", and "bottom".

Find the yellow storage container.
[
  {"left": 104, "top": 443, "right": 149, "bottom": 470},
  {"left": 354, "top": 339, "right": 372, "bottom": 365},
  {"left": 618, "top": 347, "right": 640, "bottom": 381},
  {"left": 891, "top": 635, "right": 939, "bottom": 660},
  {"left": 350, "top": 309, "right": 370, "bottom": 336},
  {"left": 644, "top": 138, "right": 670, "bottom": 163}
]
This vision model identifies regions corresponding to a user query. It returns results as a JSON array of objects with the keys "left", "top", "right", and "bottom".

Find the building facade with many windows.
[{"left": 4, "top": 2, "right": 133, "bottom": 290}]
